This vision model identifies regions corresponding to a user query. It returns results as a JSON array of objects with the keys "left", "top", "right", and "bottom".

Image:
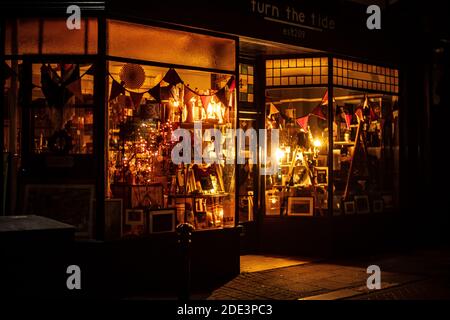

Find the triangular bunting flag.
[
  {"left": 184, "top": 85, "right": 196, "bottom": 105},
  {"left": 310, "top": 104, "right": 327, "bottom": 120},
  {"left": 109, "top": 79, "right": 125, "bottom": 101},
  {"left": 355, "top": 108, "right": 364, "bottom": 123},
  {"left": 130, "top": 91, "right": 145, "bottom": 108},
  {"left": 163, "top": 68, "right": 183, "bottom": 86},
  {"left": 200, "top": 95, "right": 212, "bottom": 110},
  {"left": 227, "top": 76, "right": 236, "bottom": 92},
  {"left": 66, "top": 78, "right": 84, "bottom": 102},
  {"left": 345, "top": 114, "right": 352, "bottom": 129},
  {"left": 215, "top": 87, "right": 228, "bottom": 106},
  {"left": 148, "top": 84, "right": 161, "bottom": 103},
  {"left": 160, "top": 85, "right": 173, "bottom": 101},
  {"left": 269, "top": 103, "right": 280, "bottom": 117},
  {"left": 321, "top": 90, "right": 329, "bottom": 105},
  {"left": 296, "top": 115, "right": 309, "bottom": 132},
  {"left": 363, "top": 95, "right": 369, "bottom": 109}
]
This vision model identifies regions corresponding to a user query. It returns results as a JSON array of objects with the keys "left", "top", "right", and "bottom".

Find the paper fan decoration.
[{"left": 119, "top": 63, "right": 146, "bottom": 89}]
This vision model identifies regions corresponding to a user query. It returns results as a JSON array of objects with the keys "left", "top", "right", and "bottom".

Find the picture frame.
[
  {"left": 354, "top": 195, "right": 370, "bottom": 214},
  {"left": 287, "top": 197, "right": 314, "bottom": 216},
  {"left": 265, "top": 190, "right": 281, "bottom": 216},
  {"left": 148, "top": 209, "right": 176, "bottom": 234},
  {"left": 104, "top": 199, "right": 123, "bottom": 240},
  {"left": 125, "top": 209, "right": 144, "bottom": 226},
  {"left": 314, "top": 167, "right": 328, "bottom": 186},
  {"left": 373, "top": 199, "right": 384, "bottom": 213},
  {"left": 23, "top": 184, "right": 95, "bottom": 238},
  {"left": 344, "top": 201, "right": 356, "bottom": 215}
]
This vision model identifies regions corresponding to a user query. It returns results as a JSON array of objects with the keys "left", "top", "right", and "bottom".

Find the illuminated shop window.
[
  {"left": 239, "top": 63, "right": 254, "bottom": 103},
  {"left": 333, "top": 58, "right": 399, "bottom": 94},
  {"left": 266, "top": 57, "right": 328, "bottom": 87}
]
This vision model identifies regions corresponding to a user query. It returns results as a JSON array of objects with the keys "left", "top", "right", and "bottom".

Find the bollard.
[{"left": 176, "top": 222, "right": 194, "bottom": 301}]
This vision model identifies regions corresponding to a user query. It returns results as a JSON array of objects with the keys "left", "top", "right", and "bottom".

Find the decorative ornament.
[{"left": 119, "top": 63, "right": 146, "bottom": 89}]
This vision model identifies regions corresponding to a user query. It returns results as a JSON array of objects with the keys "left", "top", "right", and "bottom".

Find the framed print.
[
  {"left": 373, "top": 199, "right": 384, "bottom": 213},
  {"left": 344, "top": 201, "right": 356, "bottom": 215},
  {"left": 123, "top": 209, "right": 145, "bottom": 237},
  {"left": 148, "top": 209, "right": 176, "bottom": 234},
  {"left": 104, "top": 199, "right": 123, "bottom": 240},
  {"left": 125, "top": 209, "right": 144, "bottom": 225},
  {"left": 314, "top": 167, "right": 328, "bottom": 186},
  {"left": 354, "top": 195, "right": 370, "bottom": 214},
  {"left": 265, "top": 190, "right": 280, "bottom": 216},
  {"left": 382, "top": 194, "right": 394, "bottom": 209},
  {"left": 287, "top": 197, "right": 314, "bottom": 216}
]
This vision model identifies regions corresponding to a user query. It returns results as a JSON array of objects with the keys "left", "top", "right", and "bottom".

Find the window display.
[
  {"left": 29, "top": 63, "right": 95, "bottom": 154},
  {"left": 264, "top": 87, "right": 329, "bottom": 216},
  {"left": 106, "top": 62, "right": 237, "bottom": 236},
  {"left": 263, "top": 57, "right": 399, "bottom": 216}
]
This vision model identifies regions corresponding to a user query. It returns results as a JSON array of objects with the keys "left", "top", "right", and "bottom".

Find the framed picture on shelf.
[
  {"left": 125, "top": 209, "right": 144, "bottom": 225},
  {"left": 314, "top": 167, "right": 328, "bottom": 186},
  {"left": 148, "top": 209, "right": 176, "bottom": 234},
  {"left": 344, "top": 201, "right": 356, "bottom": 215},
  {"left": 354, "top": 195, "right": 370, "bottom": 214},
  {"left": 373, "top": 199, "right": 384, "bottom": 213},
  {"left": 265, "top": 190, "right": 280, "bottom": 216},
  {"left": 287, "top": 197, "right": 314, "bottom": 216}
]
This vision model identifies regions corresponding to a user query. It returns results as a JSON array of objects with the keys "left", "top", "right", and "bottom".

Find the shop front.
[{"left": 1, "top": 0, "right": 405, "bottom": 295}]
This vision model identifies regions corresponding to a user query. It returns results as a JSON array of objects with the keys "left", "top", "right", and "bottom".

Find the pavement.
[{"left": 207, "top": 248, "right": 450, "bottom": 300}]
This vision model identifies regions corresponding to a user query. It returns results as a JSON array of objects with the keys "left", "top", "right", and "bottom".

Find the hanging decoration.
[
  {"left": 296, "top": 115, "right": 310, "bottom": 133},
  {"left": 163, "top": 68, "right": 183, "bottom": 86},
  {"left": 66, "top": 78, "right": 84, "bottom": 102},
  {"left": 268, "top": 103, "right": 280, "bottom": 117},
  {"left": 310, "top": 104, "right": 327, "bottom": 120},
  {"left": 109, "top": 79, "right": 126, "bottom": 101},
  {"left": 130, "top": 91, "right": 145, "bottom": 108},
  {"left": 107, "top": 67, "right": 236, "bottom": 111},
  {"left": 345, "top": 114, "right": 352, "bottom": 130},
  {"left": 119, "top": 63, "right": 146, "bottom": 89},
  {"left": 2, "top": 62, "right": 14, "bottom": 80}
]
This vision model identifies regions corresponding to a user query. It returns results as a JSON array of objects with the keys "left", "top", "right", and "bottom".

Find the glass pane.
[
  {"left": 264, "top": 87, "right": 329, "bottom": 216},
  {"left": 31, "top": 63, "right": 95, "bottom": 154},
  {"left": 332, "top": 88, "right": 399, "bottom": 215},
  {"left": 5, "top": 18, "right": 97, "bottom": 55},
  {"left": 107, "top": 20, "right": 235, "bottom": 72},
  {"left": 107, "top": 62, "right": 237, "bottom": 235}
]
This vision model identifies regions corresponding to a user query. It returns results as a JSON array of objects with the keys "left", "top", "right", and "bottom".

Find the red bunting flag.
[
  {"left": 160, "top": 85, "right": 173, "bottom": 101},
  {"left": 109, "top": 79, "right": 125, "bottom": 101},
  {"left": 200, "top": 95, "right": 212, "bottom": 110},
  {"left": 355, "top": 108, "right": 364, "bottom": 123},
  {"left": 345, "top": 114, "right": 352, "bottom": 129},
  {"left": 310, "top": 104, "right": 327, "bottom": 120},
  {"left": 148, "top": 84, "right": 161, "bottom": 103},
  {"left": 163, "top": 68, "right": 183, "bottom": 86},
  {"left": 321, "top": 90, "right": 329, "bottom": 105},
  {"left": 296, "top": 115, "right": 309, "bottom": 132},
  {"left": 184, "top": 85, "right": 196, "bottom": 106},
  {"left": 130, "top": 91, "right": 145, "bottom": 108},
  {"left": 227, "top": 76, "right": 236, "bottom": 92}
]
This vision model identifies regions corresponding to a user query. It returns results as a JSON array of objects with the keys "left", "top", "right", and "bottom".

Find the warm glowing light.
[
  {"left": 271, "top": 197, "right": 278, "bottom": 204},
  {"left": 313, "top": 139, "right": 322, "bottom": 148},
  {"left": 275, "top": 148, "right": 285, "bottom": 162}
]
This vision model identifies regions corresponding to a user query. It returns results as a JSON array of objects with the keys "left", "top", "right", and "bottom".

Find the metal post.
[{"left": 176, "top": 222, "right": 194, "bottom": 300}]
